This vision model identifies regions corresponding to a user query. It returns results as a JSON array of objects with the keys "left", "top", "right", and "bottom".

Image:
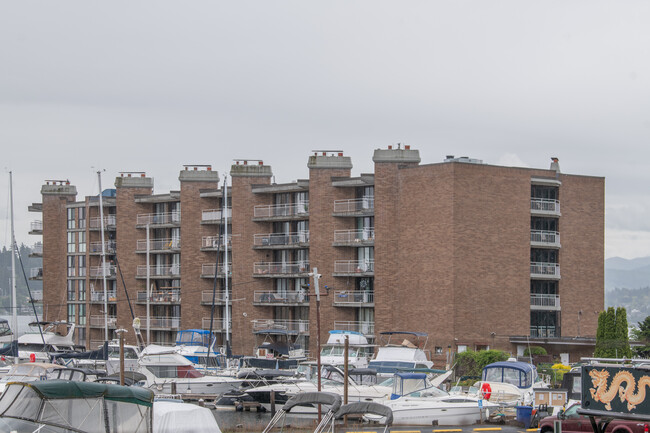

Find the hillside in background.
[
  {"left": 0, "top": 245, "right": 43, "bottom": 313},
  {"left": 605, "top": 256, "right": 650, "bottom": 326}
]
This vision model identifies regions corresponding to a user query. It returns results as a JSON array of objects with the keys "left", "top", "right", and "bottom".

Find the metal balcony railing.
[
  {"left": 201, "top": 263, "right": 231, "bottom": 277},
  {"left": 30, "top": 291, "right": 43, "bottom": 301},
  {"left": 251, "top": 319, "right": 309, "bottom": 334},
  {"left": 333, "top": 320, "right": 374, "bottom": 336},
  {"left": 253, "top": 291, "right": 309, "bottom": 304},
  {"left": 530, "top": 230, "right": 560, "bottom": 247},
  {"left": 201, "top": 318, "right": 232, "bottom": 332},
  {"left": 334, "top": 229, "right": 375, "bottom": 243},
  {"left": 136, "top": 238, "right": 180, "bottom": 251},
  {"left": 201, "top": 235, "right": 232, "bottom": 249},
  {"left": 89, "top": 241, "right": 116, "bottom": 254},
  {"left": 530, "top": 294, "right": 560, "bottom": 309},
  {"left": 253, "top": 231, "right": 310, "bottom": 247},
  {"left": 530, "top": 262, "right": 560, "bottom": 278},
  {"left": 332, "top": 290, "right": 374, "bottom": 304},
  {"left": 31, "top": 242, "right": 43, "bottom": 255},
  {"left": 30, "top": 267, "right": 43, "bottom": 279},
  {"left": 30, "top": 220, "right": 43, "bottom": 232},
  {"left": 333, "top": 197, "right": 374, "bottom": 213},
  {"left": 90, "top": 290, "right": 117, "bottom": 302},
  {"left": 136, "top": 289, "right": 181, "bottom": 303},
  {"left": 148, "top": 317, "right": 181, "bottom": 330},
  {"left": 530, "top": 326, "right": 558, "bottom": 338},
  {"left": 254, "top": 261, "right": 310, "bottom": 275},
  {"left": 136, "top": 264, "right": 180, "bottom": 277},
  {"left": 334, "top": 260, "right": 374, "bottom": 274},
  {"left": 136, "top": 211, "right": 181, "bottom": 226},
  {"left": 90, "top": 316, "right": 117, "bottom": 328},
  {"left": 253, "top": 203, "right": 309, "bottom": 218},
  {"left": 201, "top": 291, "right": 228, "bottom": 304},
  {"left": 89, "top": 215, "right": 116, "bottom": 229},
  {"left": 530, "top": 199, "right": 560, "bottom": 215},
  {"left": 201, "top": 208, "right": 232, "bottom": 222},
  {"left": 89, "top": 265, "right": 117, "bottom": 278}
]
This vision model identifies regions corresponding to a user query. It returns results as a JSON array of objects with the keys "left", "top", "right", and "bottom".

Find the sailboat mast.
[
  {"left": 223, "top": 175, "right": 230, "bottom": 353},
  {"left": 9, "top": 172, "right": 17, "bottom": 337},
  {"left": 97, "top": 171, "right": 109, "bottom": 342}
]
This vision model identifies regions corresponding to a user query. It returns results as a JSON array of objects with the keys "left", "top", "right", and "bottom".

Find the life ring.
[{"left": 481, "top": 382, "right": 492, "bottom": 400}]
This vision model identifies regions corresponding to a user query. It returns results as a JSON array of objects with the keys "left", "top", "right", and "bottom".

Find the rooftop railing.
[
  {"left": 253, "top": 261, "right": 310, "bottom": 275},
  {"left": 333, "top": 197, "right": 374, "bottom": 213},
  {"left": 253, "top": 203, "right": 309, "bottom": 218},
  {"left": 253, "top": 231, "right": 309, "bottom": 247},
  {"left": 136, "top": 211, "right": 180, "bottom": 226}
]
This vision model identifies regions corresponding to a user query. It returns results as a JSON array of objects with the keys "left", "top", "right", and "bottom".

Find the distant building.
[{"left": 30, "top": 147, "right": 604, "bottom": 362}]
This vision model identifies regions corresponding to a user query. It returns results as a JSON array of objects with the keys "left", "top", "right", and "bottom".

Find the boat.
[
  {"left": 368, "top": 371, "right": 500, "bottom": 426},
  {"left": 0, "top": 380, "right": 153, "bottom": 432},
  {"left": 138, "top": 344, "right": 243, "bottom": 396},
  {"left": 154, "top": 399, "right": 222, "bottom": 433},
  {"left": 17, "top": 321, "right": 79, "bottom": 362},
  {"left": 331, "top": 401, "right": 394, "bottom": 433},
  {"left": 262, "top": 391, "right": 342, "bottom": 433},
  {"left": 0, "top": 362, "right": 63, "bottom": 394},
  {"left": 470, "top": 358, "right": 548, "bottom": 405},
  {"left": 368, "top": 331, "right": 434, "bottom": 378},
  {"left": 320, "top": 330, "right": 374, "bottom": 369},
  {"left": 0, "top": 319, "right": 13, "bottom": 346},
  {"left": 174, "top": 329, "right": 227, "bottom": 369}
]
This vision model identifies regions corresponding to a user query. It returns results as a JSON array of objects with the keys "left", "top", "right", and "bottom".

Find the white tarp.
[{"left": 153, "top": 401, "right": 221, "bottom": 433}]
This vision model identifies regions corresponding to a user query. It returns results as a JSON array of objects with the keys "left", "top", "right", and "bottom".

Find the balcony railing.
[
  {"left": 148, "top": 317, "right": 181, "bottom": 330},
  {"left": 253, "top": 203, "right": 309, "bottom": 218},
  {"left": 530, "top": 293, "right": 560, "bottom": 309},
  {"left": 136, "top": 238, "right": 180, "bottom": 252},
  {"left": 202, "top": 208, "right": 232, "bottom": 223},
  {"left": 136, "top": 264, "right": 180, "bottom": 277},
  {"left": 89, "top": 241, "right": 116, "bottom": 254},
  {"left": 30, "top": 220, "right": 43, "bottom": 232},
  {"left": 136, "top": 211, "right": 180, "bottom": 226},
  {"left": 334, "top": 260, "right": 374, "bottom": 274},
  {"left": 90, "top": 290, "right": 117, "bottom": 302},
  {"left": 334, "top": 229, "right": 375, "bottom": 244},
  {"left": 530, "top": 262, "right": 560, "bottom": 279},
  {"left": 253, "top": 261, "right": 310, "bottom": 276},
  {"left": 89, "top": 316, "right": 117, "bottom": 328},
  {"left": 333, "top": 320, "right": 374, "bottom": 336},
  {"left": 333, "top": 197, "right": 374, "bottom": 213},
  {"left": 89, "top": 215, "right": 116, "bottom": 229},
  {"left": 530, "top": 230, "right": 560, "bottom": 247},
  {"left": 530, "top": 326, "right": 558, "bottom": 338},
  {"left": 201, "top": 235, "right": 232, "bottom": 249},
  {"left": 31, "top": 242, "right": 43, "bottom": 255},
  {"left": 89, "top": 265, "right": 117, "bottom": 278},
  {"left": 201, "top": 291, "right": 228, "bottom": 304},
  {"left": 530, "top": 199, "right": 561, "bottom": 216},
  {"left": 201, "top": 263, "right": 232, "bottom": 277},
  {"left": 136, "top": 289, "right": 181, "bottom": 303},
  {"left": 332, "top": 290, "right": 374, "bottom": 305},
  {"left": 253, "top": 291, "right": 309, "bottom": 304},
  {"left": 30, "top": 267, "right": 43, "bottom": 279},
  {"left": 251, "top": 319, "right": 309, "bottom": 334},
  {"left": 253, "top": 231, "right": 310, "bottom": 247},
  {"left": 30, "top": 291, "right": 43, "bottom": 301},
  {"left": 202, "top": 318, "right": 232, "bottom": 332}
]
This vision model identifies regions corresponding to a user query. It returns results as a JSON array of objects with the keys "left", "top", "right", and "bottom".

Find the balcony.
[
  {"left": 253, "top": 261, "right": 310, "bottom": 277},
  {"left": 201, "top": 235, "right": 232, "bottom": 251},
  {"left": 29, "top": 242, "right": 43, "bottom": 257},
  {"left": 253, "top": 231, "right": 309, "bottom": 249},
  {"left": 530, "top": 262, "right": 561, "bottom": 280},
  {"left": 530, "top": 326, "right": 559, "bottom": 338},
  {"left": 201, "top": 263, "right": 232, "bottom": 278},
  {"left": 333, "top": 229, "right": 374, "bottom": 246},
  {"left": 333, "top": 320, "right": 374, "bottom": 337},
  {"left": 136, "top": 211, "right": 180, "bottom": 227},
  {"left": 201, "top": 291, "right": 229, "bottom": 305},
  {"left": 251, "top": 319, "right": 309, "bottom": 335},
  {"left": 89, "top": 241, "right": 116, "bottom": 254},
  {"left": 333, "top": 198, "right": 374, "bottom": 216},
  {"left": 90, "top": 290, "right": 117, "bottom": 303},
  {"left": 29, "top": 267, "right": 43, "bottom": 280},
  {"left": 147, "top": 317, "right": 181, "bottom": 330},
  {"left": 29, "top": 220, "right": 43, "bottom": 235},
  {"left": 252, "top": 203, "right": 309, "bottom": 221},
  {"left": 253, "top": 291, "right": 309, "bottom": 306},
  {"left": 135, "top": 264, "right": 180, "bottom": 279},
  {"left": 136, "top": 238, "right": 180, "bottom": 253},
  {"left": 530, "top": 230, "right": 561, "bottom": 248},
  {"left": 89, "top": 215, "right": 116, "bottom": 230},
  {"left": 89, "top": 265, "right": 116, "bottom": 278},
  {"left": 333, "top": 260, "right": 374, "bottom": 277},
  {"left": 136, "top": 289, "right": 181, "bottom": 304},
  {"left": 201, "top": 318, "right": 232, "bottom": 333},
  {"left": 332, "top": 290, "right": 374, "bottom": 307},
  {"left": 201, "top": 208, "right": 232, "bottom": 224},
  {"left": 530, "top": 198, "right": 561, "bottom": 217},
  {"left": 530, "top": 294, "right": 561, "bottom": 311},
  {"left": 89, "top": 315, "right": 117, "bottom": 328}
]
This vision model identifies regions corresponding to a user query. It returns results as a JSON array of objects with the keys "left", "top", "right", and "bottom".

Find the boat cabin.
[{"left": 481, "top": 360, "right": 538, "bottom": 389}]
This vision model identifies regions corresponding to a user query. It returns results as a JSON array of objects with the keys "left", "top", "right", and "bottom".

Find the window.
[
  {"left": 435, "top": 346, "right": 443, "bottom": 355},
  {"left": 67, "top": 208, "right": 76, "bottom": 229},
  {"left": 67, "top": 304, "right": 76, "bottom": 324},
  {"left": 457, "top": 345, "right": 468, "bottom": 353},
  {"left": 67, "top": 280, "right": 76, "bottom": 301},
  {"left": 67, "top": 232, "right": 76, "bottom": 253},
  {"left": 67, "top": 256, "right": 76, "bottom": 277},
  {"left": 78, "top": 207, "right": 86, "bottom": 229},
  {"left": 78, "top": 305, "right": 86, "bottom": 326},
  {"left": 78, "top": 256, "right": 86, "bottom": 277},
  {"left": 531, "top": 185, "right": 558, "bottom": 200},
  {"left": 78, "top": 231, "right": 86, "bottom": 253},
  {"left": 77, "top": 327, "right": 86, "bottom": 346},
  {"left": 78, "top": 280, "right": 86, "bottom": 301}
]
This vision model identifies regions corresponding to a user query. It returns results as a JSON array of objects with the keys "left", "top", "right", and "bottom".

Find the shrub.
[{"left": 524, "top": 346, "right": 547, "bottom": 356}]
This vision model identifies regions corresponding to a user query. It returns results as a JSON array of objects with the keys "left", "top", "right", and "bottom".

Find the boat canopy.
[
  {"left": 175, "top": 329, "right": 215, "bottom": 347},
  {"left": 482, "top": 361, "right": 537, "bottom": 389},
  {"left": 12, "top": 380, "right": 154, "bottom": 406}
]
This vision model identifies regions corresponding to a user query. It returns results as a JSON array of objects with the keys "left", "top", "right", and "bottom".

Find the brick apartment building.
[{"left": 28, "top": 147, "right": 605, "bottom": 363}]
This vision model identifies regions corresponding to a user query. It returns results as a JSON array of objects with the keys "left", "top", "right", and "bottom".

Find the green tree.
[
  {"left": 594, "top": 307, "right": 632, "bottom": 358},
  {"left": 454, "top": 350, "right": 509, "bottom": 378},
  {"left": 631, "top": 315, "right": 650, "bottom": 357},
  {"left": 615, "top": 307, "right": 633, "bottom": 358}
]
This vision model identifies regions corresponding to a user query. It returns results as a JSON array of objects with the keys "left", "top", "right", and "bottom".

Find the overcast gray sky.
[{"left": 1, "top": 1, "right": 649, "bottom": 259}]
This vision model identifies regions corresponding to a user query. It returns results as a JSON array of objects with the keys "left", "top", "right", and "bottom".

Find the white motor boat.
[
  {"left": 138, "top": 345, "right": 242, "bottom": 396},
  {"left": 368, "top": 332, "right": 434, "bottom": 378},
  {"left": 469, "top": 358, "right": 548, "bottom": 406},
  {"left": 320, "top": 330, "right": 374, "bottom": 369},
  {"left": 17, "top": 321, "right": 78, "bottom": 362},
  {"left": 0, "top": 362, "right": 66, "bottom": 394}
]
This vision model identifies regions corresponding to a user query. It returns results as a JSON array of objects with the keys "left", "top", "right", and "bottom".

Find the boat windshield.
[
  {"left": 176, "top": 331, "right": 211, "bottom": 346},
  {"left": 107, "top": 346, "right": 139, "bottom": 359},
  {"left": 483, "top": 366, "right": 532, "bottom": 388},
  {"left": 0, "top": 322, "right": 10, "bottom": 337},
  {"left": 145, "top": 365, "right": 203, "bottom": 379}
]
